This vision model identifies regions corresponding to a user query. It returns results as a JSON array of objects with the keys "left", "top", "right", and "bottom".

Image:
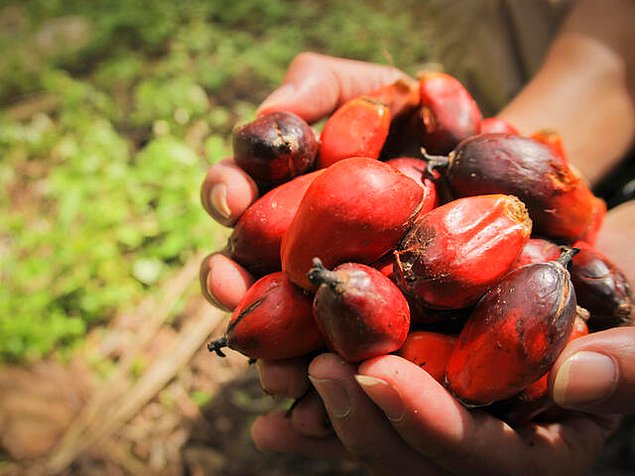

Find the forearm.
[{"left": 499, "top": 0, "right": 635, "bottom": 186}]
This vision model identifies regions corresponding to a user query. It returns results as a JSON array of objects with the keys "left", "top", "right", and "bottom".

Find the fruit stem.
[
  {"left": 307, "top": 257, "right": 341, "bottom": 289},
  {"left": 421, "top": 148, "right": 450, "bottom": 179},
  {"left": 207, "top": 336, "right": 228, "bottom": 357},
  {"left": 557, "top": 246, "right": 580, "bottom": 267}
]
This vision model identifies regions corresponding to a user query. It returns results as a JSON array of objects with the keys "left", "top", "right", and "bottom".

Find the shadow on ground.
[{"left": 182, "top": 365, "right": 368, "bottom": 476}]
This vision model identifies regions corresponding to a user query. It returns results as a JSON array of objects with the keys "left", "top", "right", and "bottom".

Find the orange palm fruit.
[
  {"left": 446, "top": 248, "right": 579, "bottom": 407},
  {"left": 318, "top": 97, "right": 391, "bottom": 168},
  {"left": 394, "top": 194, "right": 532, "bottom": 310}
]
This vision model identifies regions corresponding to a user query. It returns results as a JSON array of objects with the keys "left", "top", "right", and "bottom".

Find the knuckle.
[{"left": 290, "top": 51, "right": 326, "bottom": 69}]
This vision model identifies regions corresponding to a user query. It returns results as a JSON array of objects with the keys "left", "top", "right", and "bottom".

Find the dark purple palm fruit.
[
  {"left": 308, "top": 258, "right": 410, "bottom": 363},
  {"left": 232, "top": 111, "right": 318, "bottom": 189}
]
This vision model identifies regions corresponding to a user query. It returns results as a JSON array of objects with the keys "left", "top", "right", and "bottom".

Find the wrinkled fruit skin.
[
  {"left": 397, "top": 331, "right": 457, "bottom": 383},
  {"left": 216, "top": 272, "right": 324, "bottom": 360},
  {"left": 282, "top": 157, "right": 424, "bottom": 290},
  {"left": 394, "top": 194, "right": 531, "bottom": 310},
  {"left": 310, "top": 260, "right": 410, "bottom": 363},
  {"left": 418, "top": 72, "right": 482, "bottom": 155},
  {"left": 233, "top": 111, "right": 318, "bottom": 188},
  {"left": 440, "top": 133, "right": 605, "bottom": 242},
  {"left": 318, "top": 97, "right": 391, "bottom": 169},
  {"left": 446, "top": 255, "right": 578, "bottom": 407},
  {"left": 570, "top": 240, "right": 634, "bottom": 331},
  {"left": 228, "top": 170, "right": 322, "bottom": 276}
]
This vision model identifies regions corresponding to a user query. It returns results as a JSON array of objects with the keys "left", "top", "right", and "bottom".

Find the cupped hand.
[
  {"left": 252, "top": 353, "right": 448, "bottom": 476},
  {"left": 252, "top": 352, "right": 619, "bottom": 476}
]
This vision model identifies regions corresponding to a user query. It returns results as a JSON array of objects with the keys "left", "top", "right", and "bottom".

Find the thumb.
[
  {"left": 550, "top": 326, "right": 635, "bottom": 414},
  {"left": 257, "top": 52, "right": 407, "bottom": 124}
]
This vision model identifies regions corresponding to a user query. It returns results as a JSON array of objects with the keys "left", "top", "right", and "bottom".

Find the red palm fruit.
[
  {"left": 365, "top": 78, "right": 423, "bottom": 159},
  {"left": 418, "top": 71, "right": 483, "bottom": 155},
  {"left": 445, "top": 248, "right": 579, "bottom": 407},
  {"left": 207, "top": 272, "right": 324, "bottom": 360},
  {"left": 317, "top": 97, "right": 391, "bottom": 169},
  {"left": 233, "top": 111, "right": 318, "bottom": 189},
  {"left": 308, "top": 259, "right": 410, "bottom": 362},
  {"left": 505, "top": 309, "right": 589, "bottom": 423},
  {"left": 426, "top": 133, "right": 606, "bottom": 242},
  {"left": 281, "top": 157, "right": 424, "bottom": 290},
  {"left": 513, "top": 238, "right": 561, "bottom": 269},
  {"left": 397, "top": 331, "right": 457, "bottom": 383},
  {"left": 228, "top": 170, "right": 323, "bottom": 276},
  {"left": 394, "top": 194, "right": 532, "bottom": 310},
  {"left": 365, "top": 77, "right": 421, "bottom": 119},
  {"left": 577, "top": 196, "right": 606, "bottom": 246},
  {"left": 385, "top": 157, "right": 439, "bottom": 213},
  {"left": 372, "top": 255, "right": 471, "bottom": 326},
  {"left": 530, "top": 129, "right": 568, "bottom": 167},
  {"left": 570, "top": 240, "right": 634, "bottom": 331},
  {"left": 480, "top": 117, "right": 519, "bottom": 135},
  {"left": 370, "top": 253, "right": 395, "bottom": 279},
  {"left": 528, "top": 130, "right": 606, "bottom": 244}
]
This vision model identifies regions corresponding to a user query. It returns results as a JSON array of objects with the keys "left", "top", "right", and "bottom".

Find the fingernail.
[
  {"left": 209, "top": 184, "right": 231, "bottom": 220},
  {"left": 257, "top": 84, "right": 296, "bottom": 115},
  {"left": 553, "top": 351, "right": 618, "bottom": 407},
  {"left": 309, "top": 377, "right": 351, "bottom": 419},
  {"left": 354, "top": 374, "right": 404, "bottom": 422},
  {"left": 254, "top": 362, "right": 283, "bottom": 401},
  {"left": 255, "top": 360, "right": 268, "bottom": 391}
]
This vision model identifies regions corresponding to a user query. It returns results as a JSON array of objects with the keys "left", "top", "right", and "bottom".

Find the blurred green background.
[{"left": 0, "top": 0, "right": 431, "bottom": 363}]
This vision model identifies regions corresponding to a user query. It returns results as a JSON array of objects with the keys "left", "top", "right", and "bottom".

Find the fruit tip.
[{"left": 208, "top": 336, "right": 228, "bottom": 357}]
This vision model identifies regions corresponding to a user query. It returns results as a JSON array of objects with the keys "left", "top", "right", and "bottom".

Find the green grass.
[{"left": 0, "top": 0, "right": 430, "bottom": 362}]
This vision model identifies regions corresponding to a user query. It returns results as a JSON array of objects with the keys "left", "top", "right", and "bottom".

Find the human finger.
[
  {"left": 550, "top": 326, "right": 635, "bottom": 414},
  {"left": 356, "top": 354, "right": 618, "bottom": 476},
  {"left": 199, "top": 251, "right": 255, "bottom": 311},
  {"left": 200, "top": 158, "right": 259, "bottom": 227},
  {"left": 251, "top": 410, "right": 349, "bottom": 460},
  {"left": 255, "top": 356, "right": 312, "bottom": 399},
  {"left": 308, "top": 353, "right": 447, "bottom": 476},
  {"left": 288, "top": 389, "right": 333, "bottom": 437},
  {"left": 257, "top": 52, "right": 410, "bottom": 124},
  {"left": 594, "top": 199, "right": 635, "bottom": 286}
]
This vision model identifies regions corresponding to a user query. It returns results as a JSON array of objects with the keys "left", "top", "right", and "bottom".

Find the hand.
[
  {"left": 252, "top": 352, "right": 619, "bottom": 476},
  {"left": 200, "top": 52, "right": 413, "bottom": 309}
]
